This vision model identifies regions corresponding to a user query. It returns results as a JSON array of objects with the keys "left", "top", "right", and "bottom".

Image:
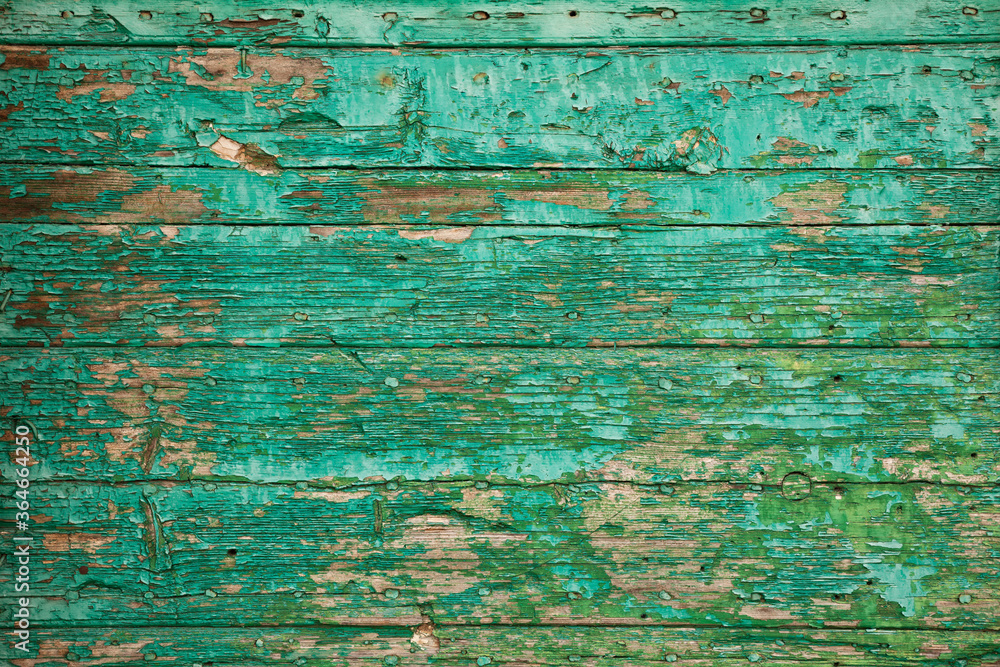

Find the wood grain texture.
[
  {"left": 2, "top": 481, "right": 998, "bottom": 628},
  {"left": 4, "top": 1, "right": 1000, "bottom": 48},
  {"left": 2, "top": 0, "right": 999, "bottom": 658},
  {"left": 1, "top": 45, "right": 997, "bottom": 170},
  {"left": 3, "top": 223, "right": 997, "bottom": 348},
  {"left": 13, "top": 626, "right": 1000, "bottom": 666},
  {"left": 3, "top": 166, "right": 998, "bottom": 228},
  {"left": 3, "top": 348, "right": 996, "bottom": 485}
]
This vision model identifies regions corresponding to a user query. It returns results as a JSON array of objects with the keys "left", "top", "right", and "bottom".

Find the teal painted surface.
[
  {"left": 1, "top": 480, "right": 998, "bottom": 628},
  {"left": 17, "top": 626, "right": 1000, "bottom": 665},
  {"left": 3, "top": 0, "right": 999, "bottom": 47},
  {"left": 2, "top": 166, "right": 997, "bottom": 227},
  {"left": 1, "top": 1, "right": 998, "bottom": 662},
  {"left": 3, "top": 223, "right": 997, "bottom": 347},
  {"left": 3, "top": 348, "right": 996, "bottom": 485},
  {"left": 1, "top": 45, "right": 997, "bottom": 169}
]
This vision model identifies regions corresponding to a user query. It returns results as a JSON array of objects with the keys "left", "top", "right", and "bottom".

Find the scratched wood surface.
[
  {"left": 19, "top": 627, "right": 1000, "bottom": 665},
  {"left": 5, "top": 167, "right": 997, "bottom": 228},
  {"left": 2, "top": 0, "right": 999, "bottom": 665},
  {"left": 1, "top": 45, "right": 998, "bottom": 170},
  {"left": 4, "top": 1, "right": 1000, "bottom": 47},
  {"left": 3, "top": 223, "right": 997, "bottom": 347},
  {"left": 3, "top": 480, "right": 999, "bottom": 629},
  {"left": 4, "top": 348, "right": 997, "bottom": 485}
]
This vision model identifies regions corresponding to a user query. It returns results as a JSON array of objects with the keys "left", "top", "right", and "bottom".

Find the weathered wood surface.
[
  {"left": 3, "top": 223, "right": 997, "bottom": 348},
  {"left": 3, "top": 348, "right": 996, "bottom": 485},
  {"left": 5, "top": 1, "right": 1000, "bottom": 48},
  {"left": 2, "top": 1, "right": 999, "bottom": 661},
  {"left": 4, "top": 166, "right": 999, "bottom": 228},
  {"left": 2, "top": 46, "right": 997, "bottom": 170},
  {"left": 2, "top": 481, "right": 999, "bottom": 628},
  {"left": 14, "top": 626, "right": 1000, "bottom": 666}
]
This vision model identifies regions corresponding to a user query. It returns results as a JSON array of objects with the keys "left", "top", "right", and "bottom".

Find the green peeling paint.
[{"left": 0, "top": 1, "right": 997, "bottom": 662}]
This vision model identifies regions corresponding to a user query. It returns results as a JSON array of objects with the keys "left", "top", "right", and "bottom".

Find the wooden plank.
[
  {"left": 3, "top": 166, "right": 999, "bottom": 228},
  {"left": 17, "top": 626, "right": 1000, "bottom": 666},
  {"left": 3, "top": 223, "right": 997, "bottom": 348},
  {"left": 3, "top": 481, "right": 998, "bottom": 628},
  {"left": 1, "top": 45, "right": 996, "bottom": 170},
  {"left": 3, "top": 348, "right": 996, "bottom": 485},
  {"left": 3, "top": 1, "right": 1000, "bottom": 48}
]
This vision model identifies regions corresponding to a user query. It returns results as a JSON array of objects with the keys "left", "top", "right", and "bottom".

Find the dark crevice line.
[
  {"left": 2, "top": 342, "right": 999, "bottom": 351},
  {"left": 6, "top": 619, "right": 1000, "bottom": 633},
  {"left": 2, "top": 161, "right": 999, "bottom": 174},
  {"left": 3, "top": 38, "right": 1000, "bottom": 49},
  {"left": 5, "top": 223, "right": 1000, "bottom": 229},
  {"left": 6, "top": 478, "right": 999, "bottom": 490},
  {"left": 2, "top": 162, "right": 999, "bottom": 175}
]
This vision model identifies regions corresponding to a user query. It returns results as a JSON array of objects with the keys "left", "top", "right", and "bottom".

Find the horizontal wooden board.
[
  {"left": 15, "top": 627, "right": 1000, "bottom": 666},
  {"left": 3, "top": 166, "right": 999, "bottom": 227},
  {"left": 2, "top": 348, "right": 996, "bottom": 485},
  {"left": 5, "top": 1, "right": 1000, "bottom": 48},
  {"left": 2, "top": 481, "right": 998, "bottom": 628},
  {"left": 1, "top": 45, "right": 997, "bottom": 169},
  {"left": 3, "top": 223, "right": 997, "bottom": 348}
]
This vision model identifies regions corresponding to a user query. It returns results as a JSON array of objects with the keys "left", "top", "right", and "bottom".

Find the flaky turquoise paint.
[
  {"left": 2, "top": 223, "right": 996, "bottom": 347},
  {"left": 0, "top": 45, "right": 997, "bottom": 170},
  {"left": 2, "top": 166, "right": 997, "bottom": 227},
  {"left": 12, "top": 626, "right": 1000, "bottom": 665},
  {"left": 3, "top": 0, "right": 1000, "bottom": 47},
  {"left": 2, "top": 347, "right": 996, "bottom": 485},
  {"left": 0, "top": 480, "right": 997, "bottom": 629},
  {"left": 1, "top": 1, "right": 998, "bottom": 661}
]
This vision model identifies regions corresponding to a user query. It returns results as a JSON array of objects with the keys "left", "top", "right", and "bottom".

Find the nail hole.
[
  {"left": 200, "top": 12, "right": 213, "bottom": 21},
  {"left": 829, "top": 9, "right": 846, "bottom": 19},
  {"left": 383, "top": 11, "right": 398, "bottom": 21},
  {"left": 921, "top": 65, "right": 932, "bottom": 74},
  {"left": 228, "top": 548, "right": 237, "bottom": 555},
  {"left": 866, "top": 579, "right": 873, "bottom": 585},
  {"left": 971, "top": 452, "right": 978, "bottom": 458},
  {"left": 640, "top": 613, "right": 649, "bottom": 619},
  {"left": 749, "top": 7, "right": 767, "bottom": 18},
  {"left": 833, "top": 375, "right": 844, "bottom": 382},
  {"left": 977, "top": 395, "right": 985, "bottom": 401},
  {"left": 568, "top": 10, "right": 578, "bottom": 17},
  {"left": 660, "top": 8, "right": 677, "bottom": 19},
  {"left": 139, "top": 10, "right": 152, "bottom": 19},
  {"left": 79, "top": 566, "right": 89, "bottom": 574},
  {"left": 395, "top": 255, "right": 408, "bottom": 262},
  {"left": 699, "top": 565, "right": 706, "bottom": 572},
  {"left": 61, "top": 10, "right": 74, "bottom": 18},
  {"left": 292, "top": 9, "right": 304, "bottom": 18},
  {"left": 735, "top": 366, "right": 742, "bottom": 371},
  {"left": 472, "top": 10, "right": 490, "bottom": 20},
  {"left": 832, "top": 594, "right": 841, "bottom": 600},
  {"left": 963, "top": 6, "right": 979, "bottom": 15}
]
